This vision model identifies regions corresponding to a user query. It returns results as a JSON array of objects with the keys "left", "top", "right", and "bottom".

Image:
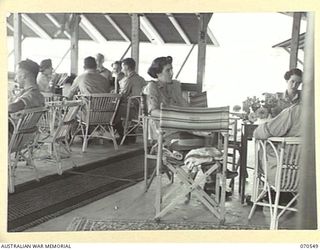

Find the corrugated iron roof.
[{"left": 6, "top": 13, "right": 218, "bottom": 46}]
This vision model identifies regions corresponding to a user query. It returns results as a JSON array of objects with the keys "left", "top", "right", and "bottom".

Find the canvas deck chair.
[
  {"left": 8, "top": 107, "right": 48, "bottom": 193},
  {"left": 77, "top": 93, "right": 122, "bottom": 152},
  {"left": 120, "top": 95, "right": 144, "bottom": 145},
  {"left": 154, "top": 104, "right": 230, "bottom": 223},
  {"left": 248, "top": 137, "right": 302, "bottom": 229},
  {"left": 39, "top": 100, "right": 83, "bottom": 175}
]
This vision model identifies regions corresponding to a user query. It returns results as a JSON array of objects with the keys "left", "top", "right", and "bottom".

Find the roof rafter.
[
  {"left": 140, "top": 15, "right": 164, "bottom": 45},
  {"left": 207, "top": 28, "right": 219, "bottom": 46},
  {"left": 21, "top": 14, "right": 52, "bottom": 40},
  {"left": 45, "top": 13, "right": 71, "bottom": 39},
  {"left": 166, "top": 13, "right": 191, "bottom": 45},
  {"left": 7, "top": 22, "right": 14, "bottom": 32},
  {"left": 104, "top": 14, "right": 130, "bottom": 42},
  {"left": 79, "top": 14, "right": 108, "bottom": 43}
]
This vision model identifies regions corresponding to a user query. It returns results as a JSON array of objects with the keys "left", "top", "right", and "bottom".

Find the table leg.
[{"left": 239, "top": 131, "right": 248, "bottom": 204}]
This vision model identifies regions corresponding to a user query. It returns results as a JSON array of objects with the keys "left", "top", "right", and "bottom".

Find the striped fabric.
[
  {"left": 159, "top": 104, "right": 229, "bottom": 132},
  {"left": 188, "top": 91, "right": 208, "bottom": 107}
]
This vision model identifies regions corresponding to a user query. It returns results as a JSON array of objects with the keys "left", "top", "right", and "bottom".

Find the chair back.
[
  {"left": 266, "top": 137, "right": 302, "bottom": 192},
  {"left": 159, "top": 104, "right": 229, "bottom": 133},
  {"left": 42, "top": 92, "right": 63, "bottom": 103},
  {"left": 9, "top": 107, "right": 48, "bottom": 153},
  {"left": 80, "top": 93, "right": 121, "bottom": 126},
  {"left": 188, "top": 91, "right": 208, "bottom": 107},
  {"left": 54, "top": 100, "right": 83, "bottom": 141}
]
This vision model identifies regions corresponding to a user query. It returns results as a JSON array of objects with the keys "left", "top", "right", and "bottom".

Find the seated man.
[
  {"left": 111, "top": 60, "right": 125, "bottom": 92},
  {"left": 9, "top": 59, "right": 45, "bottom": 113},
  {"left": 114, "top": 58, "right": 146, "bottom": 143},
  {"left": 37, "top": 59, "right": 54, "bottom": 93},
  {"left": 9, "top": 59, "right": 45, "bottom": 140},
  {"left": 67, "top": 56, "right": 112, "bottom": 100},
  {"left": 95, "top": 53, "right": 113, "bottom": 89}
]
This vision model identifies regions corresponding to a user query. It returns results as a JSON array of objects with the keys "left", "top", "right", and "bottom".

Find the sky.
[{"left": 7, "top": 12, "right": 306, "bottom": 108}]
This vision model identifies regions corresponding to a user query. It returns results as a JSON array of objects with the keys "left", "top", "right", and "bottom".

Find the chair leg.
[
  {"left": 109, "top": 125, "right": 119, "bottom": 150},
  {"left": 27, "top": 146, "right": 39, "bottom": 182},
  {"left": 82, "top": 125, "right": 89, "bottom": 152},
  {"left": 8, "top": 155, "right": 15, "bottom": 193},
  {"left": 53, "top": 143, "right": 62, "bottom": 175}
]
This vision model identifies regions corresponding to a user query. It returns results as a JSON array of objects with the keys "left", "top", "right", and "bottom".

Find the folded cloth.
[{"left": 184, "top": 147, "right": 223, "bottom": 170}]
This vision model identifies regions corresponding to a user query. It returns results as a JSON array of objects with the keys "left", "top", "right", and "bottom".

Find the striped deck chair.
[
  {"left": 154, "top": 104, "right": 230, "bottom": 223},
  {"left": 77, "top": 93, "right": 122, "bottom": 152},
  {"left": 248, "top": 137, "right": 302, "bottom": 229},
  {"left": 39, "top": 100, "right": 83, "bottom": 175},
  {"left": 8, "top": 107, "right": 48, "bottom": 193}
]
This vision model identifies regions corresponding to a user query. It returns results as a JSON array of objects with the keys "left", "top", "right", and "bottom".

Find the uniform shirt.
[
  {"left": 13, "top": 85, "right": 45, "bottom": 110},
  {"left": 97, "top": 67, "right": 113, "bottom": 87},
  {"left": 67, "top": 69, "right": 112, "bottom": 99},
  {"left": 37, "top": 73, "right": 52, "bottom": 93},
  {"left": 119, "top": 71, "right": 146, "bottom": 100},
  {"left": 143, "top": 80, "right": 188, "bottom": 114}
]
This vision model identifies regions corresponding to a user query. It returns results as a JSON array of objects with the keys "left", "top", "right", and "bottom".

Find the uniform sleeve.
[
  {"left": 143, "top": 81, "right": 160, "bottom": 113},
  {"left": 37, "top": 74, "right": 49, "bottom": 92},
  {"left": 67, "top": 77, "right": 80, "bottom": 99},
  {"left": 173, "top": 81, "right": 188, "bottom": 106},
  {"left": 253, "top": 107, "right": 293, "bottom": 139}
]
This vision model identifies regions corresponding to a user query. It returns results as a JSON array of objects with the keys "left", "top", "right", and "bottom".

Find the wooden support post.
[
  {"left": 131, "top": 14, "right": 140, "bottom": 73},
  {"left": 197, "top": 13, "right": 212, "bottom": 93},
  {"left": 13, "top": 13, "right": 22, "bottom": 71},
  {"left": 299, "top": 12, "right": 317, "bottom": 229},
  {"left": 289, "top": 12, "right": 302, "bottom": 69},
  {"left": 70, "top": 14, "right": 79, "bottom": 75}
]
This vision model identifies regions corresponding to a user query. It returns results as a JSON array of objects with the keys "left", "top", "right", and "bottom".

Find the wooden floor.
[{"left": 10, "top": 137, "right": 298, "bottom": 231}]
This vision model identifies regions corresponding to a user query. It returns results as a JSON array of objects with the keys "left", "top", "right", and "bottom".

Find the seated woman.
[
  {"left": 143, "top": 56, "right": 190, "bottom": 142},
  {"left": 144, "top": 56, "right": 188, "bottom": 117}
]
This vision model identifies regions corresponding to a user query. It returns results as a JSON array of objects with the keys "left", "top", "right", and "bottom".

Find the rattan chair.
[
  {"left": 40, "top": 93, "right": 63, "bottom": 136},
  {"left": 77, "top": 93, "right": 122, "bottom": 152},
  {"left": 8, "top": 107, "right": 48, "bottom": 193},
  {"left": 120, "top": 95, "right": 144, "bottom": 145},
  {"left": 154, "top": 104, "right": 230, "bottom": 223},
  {"left": 39, "top": 100, "right": 83, "bottom": 174},
  {"left": 248, "top": 137, "right": 301, "bottom": 229}
]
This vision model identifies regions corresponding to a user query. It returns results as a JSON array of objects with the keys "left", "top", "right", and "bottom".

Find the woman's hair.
[
  {"left": 147, "top": 56, "right": 173, "bottom": 79},
  {"left": 284, "top": 68, "right": 303, "bottom": 80}
]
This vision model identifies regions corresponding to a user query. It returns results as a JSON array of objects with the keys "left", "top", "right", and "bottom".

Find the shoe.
[
  {"left": 226, "top": 169, "right": 238, "bottom": 179},
  {"left": 203, "top": 183, "right": 232, "bottom": 199},
  {"left": 262, "top": 191, "right": 297, "bottom": 207}
]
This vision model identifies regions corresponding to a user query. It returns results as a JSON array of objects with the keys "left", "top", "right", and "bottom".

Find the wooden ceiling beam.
[
  {"left": 104, "top": 14, "right": 130, "bottom": 42},
  {"left": 166, "top": 13, "right": 191, "bottom": 45},
  {"left": 21, "top": 14, "right": 52, "bottom": 40},
  {"left": 45, "top": 13, "right": 71, "bottom": 39},
  {"left": 79, "top": 14, "right": 108, "bottom": 44},
  {"left": 140, "top": 15, "right": 164, "bottom": 45}
]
